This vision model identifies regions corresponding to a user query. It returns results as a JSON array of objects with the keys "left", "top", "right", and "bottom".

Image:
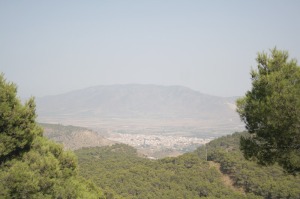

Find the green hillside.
[
  {"left": 75, "top": 133, "right": 300, "bottom": 199},
  {"left": 75, "top": 144, "right": 251, "bottom": 199},
  {"left": 200, "top": 132, "right": 300, "bottom": 198}
]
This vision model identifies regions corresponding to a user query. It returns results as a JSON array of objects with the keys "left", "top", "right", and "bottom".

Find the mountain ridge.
[
  {"left": 37, "top": 84, "right": 239, "bottom": 118},
  {"left": 38, "top": 84, "right": 235, "bottom": 99},
  {"left": 36, "top": 84, "right": 244, "bottom": 134}
]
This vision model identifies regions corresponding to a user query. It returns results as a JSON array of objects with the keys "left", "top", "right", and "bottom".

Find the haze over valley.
[
  {"left": 2, "top": 1, "right": 300, "bottom": 198},
  {"left": 36, "top": 84, "right": 243, "bottom": 133},
  {"left": 36, "top": 84, "right": 244, "bottom": 157}
]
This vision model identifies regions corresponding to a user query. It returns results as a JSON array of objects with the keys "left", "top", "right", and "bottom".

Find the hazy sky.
[{"left": 1, "top": 1, "right": 300, "bottom": 98}]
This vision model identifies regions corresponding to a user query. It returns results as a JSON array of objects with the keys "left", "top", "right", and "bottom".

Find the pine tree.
[
  {"left": 237, "top": 48, "right": 300, "bottom": 174},
  {"left": 0, "top": 73, "right": 103, "bottom": 198}
]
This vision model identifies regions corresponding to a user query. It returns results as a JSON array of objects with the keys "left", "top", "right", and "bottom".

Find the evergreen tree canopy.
[
  {"left": 0, "top": 73, "right": 103, "bottom": 198},
  {"left": 0, "top": 74, "right": 42, "bottom": 162},
  {"left": 237, "top": 48, "right": 300, "bottom": 174}
]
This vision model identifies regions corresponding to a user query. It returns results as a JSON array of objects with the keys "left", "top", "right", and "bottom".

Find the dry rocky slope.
[
  {"left": 41, "top": 123, "right": 115, "bottom": 150},
  {"left": 36, "top": 84, "right": 244, "bottom": 136}
]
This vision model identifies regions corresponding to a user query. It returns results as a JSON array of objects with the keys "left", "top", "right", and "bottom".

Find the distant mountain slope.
[
  {"left": 40, "top": 123, "right": 116, "bottom": 150},
  {"left": 36, "top": 85, "right": 243, "bottom": 133}
]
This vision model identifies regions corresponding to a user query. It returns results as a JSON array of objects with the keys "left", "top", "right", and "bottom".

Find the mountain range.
[{"left": 36, "top": 84, "right": 244, "bottom": 135}]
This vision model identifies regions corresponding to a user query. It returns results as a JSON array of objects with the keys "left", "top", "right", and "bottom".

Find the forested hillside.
[
  {"left": 76, "top": 144, "right": 255, "bottom": 199},
  {"left": 199, "top": 133, "right": 300, "bottom": 198},
  {"left": 76, "top": 133, "right": 300, "bottom": 199}
]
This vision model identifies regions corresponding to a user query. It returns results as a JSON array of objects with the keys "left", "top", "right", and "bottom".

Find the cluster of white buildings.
[{"left": 109, "top": 133, "right": 212, "bottom": 149}]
